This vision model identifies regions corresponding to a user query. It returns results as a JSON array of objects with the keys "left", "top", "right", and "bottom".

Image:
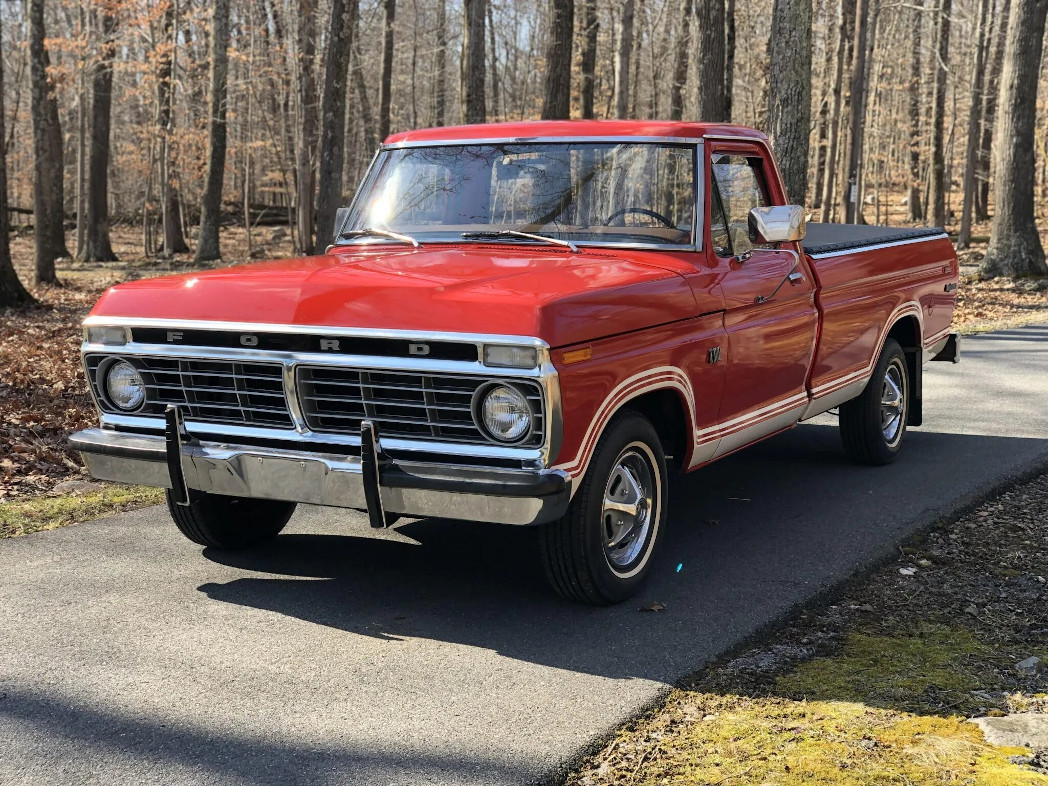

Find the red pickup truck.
[{"left": 72, "top": 120, "right": 959, "bottom": 604}]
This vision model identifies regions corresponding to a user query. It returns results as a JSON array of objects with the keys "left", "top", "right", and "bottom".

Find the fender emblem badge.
[{"left": 708, "top": 346, "right": 722, "bottom": 364}]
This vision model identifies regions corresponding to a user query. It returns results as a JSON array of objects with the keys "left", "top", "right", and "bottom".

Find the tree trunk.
[
  {"left": 613, "top": 0, "right": 635, "bottom": 119},
  {"left": 957, "top": 0, "right": 991, "bottom": 248},
  {"left": 541, "top": 0, "right": 574, "bottom": 119},
  {"left": 767, "top": 0, "right": 813, "bottom": 204},
  {"left": 296, "top": 0, "right": 318, "bottom": 254},
  {"left": 669, "top": 0, "right": 693, "bottom": 121},
  {"left": 0, "top": 9, "right": 33, "bottom": 307},
  {"left": 842, "top": 0, "right": 870, "bottom": 223},
  {"left": 907, "top": 0, "right": 924, "bottom": 221},
  {"left": 29, "top": 0, "right": 69, "bottom": 283},
  {"left": 819, "top": 0, "right": 853, "bottom": 222},
  {"left": 579, "top": 0, "right": 597, "bottom": 119},
  {"left": 976, "top": 0, "right": 1010, "bottom": 221},
  {"left": 378, "top": 0, "right": 396, "bottom": 140},
  {"left": 927, "top": 0, "right": 952, "bottom": 229},
  {"left": 724, "top": 0, "right": 736, "bottom": 119},
  {"left": 315, "top": 0, "right": 358, "bottom": 250},
  {"left": 82, "top": 5, "right": 118, "bottom": 262},
  {"left": 194, "top": 0, "right": 231, "bottom": 262},
  {"left": 695, "top": 0, "right": 728, "bottom": 121},
  {"left": 352, "top": 40, "right": 377, "bottom": 153},
  {"left": 461, "top": 0, "right": 486, "bottom": 124},
  {"left": 158, "top": 0, "right": 189, "bottom": 256},
  {"left": 434, "top": 0, "right": 447, "bottom": 125},
  {"left": 979, "top": 0, "right": 1048, "bottom": 278}
]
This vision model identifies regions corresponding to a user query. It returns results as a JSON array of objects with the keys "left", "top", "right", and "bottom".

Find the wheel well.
[
  {"left": 886, "top": 315, "right": 923, "bottom": 426},
  {"left": 621, "top": 389, "right": 688, "bottom": 469}
]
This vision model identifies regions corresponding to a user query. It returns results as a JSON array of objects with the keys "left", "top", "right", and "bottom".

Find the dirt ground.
[{"left": 1, "top": 224, "right": 1047, "bottom": 501}]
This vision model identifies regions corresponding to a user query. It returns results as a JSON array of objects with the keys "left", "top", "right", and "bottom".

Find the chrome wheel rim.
[
  {"left": 881, "top": 358, "right": 907, "bottom": 447},
  {"left": 602, "top": 447, "right": 656, "bottom": 570}
]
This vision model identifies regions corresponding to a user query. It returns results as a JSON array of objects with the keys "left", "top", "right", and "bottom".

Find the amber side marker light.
[{"left": 561, "top": 347, "right": 592, "bottom": 365}]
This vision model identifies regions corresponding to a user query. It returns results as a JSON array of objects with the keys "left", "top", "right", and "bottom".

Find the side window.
[{"left": 710, "top": 154, "right": 770, "bottom": 256}]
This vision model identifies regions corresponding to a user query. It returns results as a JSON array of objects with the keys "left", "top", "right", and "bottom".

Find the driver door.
[{"left": 707, "top": 144, "right": 817, "bottom": 456}]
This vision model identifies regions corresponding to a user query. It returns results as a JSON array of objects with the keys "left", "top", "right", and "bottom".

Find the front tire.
[
  {"left": 839, "top": 337, "right": 909, "bottom": 465},
  {"left": 539, "top": 412, "right": 668, "bottom": 605},
  {"left": 166, "top": 491, "right": 296, "bottom": 549}
]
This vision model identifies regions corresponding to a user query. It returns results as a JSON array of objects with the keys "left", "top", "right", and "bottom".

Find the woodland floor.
[{"left": 4, "top": 223, "right": 1047, "bottom": 504}]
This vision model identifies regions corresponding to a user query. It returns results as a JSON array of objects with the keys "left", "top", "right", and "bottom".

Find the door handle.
[{"left": 788, "top": 272, "right": 806, "bottom": 285}]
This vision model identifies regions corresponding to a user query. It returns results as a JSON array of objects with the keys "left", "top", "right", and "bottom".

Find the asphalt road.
[{"left": 2, "top": 325, "right": 1047, "bottom": 786}]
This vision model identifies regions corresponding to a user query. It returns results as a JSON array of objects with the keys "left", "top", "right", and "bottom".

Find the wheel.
[
  {"left": 839, "top": 337, "right": 909, "bottom": 465},
  {"left": 539, "top": 412, "right": 668, "bottom": 605},
  {"left": 166, "top": 491, "right": 296, "bottom": 549}
]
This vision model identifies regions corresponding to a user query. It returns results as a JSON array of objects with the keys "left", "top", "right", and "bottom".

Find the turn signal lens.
[
  {"left": 478, "top": 384, "right": 532, "bottom": 442},
  {"left": 85, "top": 326, "right": 129, "bottom": 345},
  {"left": 483, "top": 345, "right": 538, "bottom": 369},
  {"left": 104, "top": 360, "right": 146, "bottom": 411}
]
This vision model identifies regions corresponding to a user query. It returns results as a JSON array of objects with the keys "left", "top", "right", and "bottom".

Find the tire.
[
  {"left": 166, "top": 491, "right": 296, "bottom": 549},
  {"left": 839, "top": 337, "right": 909, "bottom": 465},
  {"left": 539, "top": 412, "right": 669, "bottom": 605}
]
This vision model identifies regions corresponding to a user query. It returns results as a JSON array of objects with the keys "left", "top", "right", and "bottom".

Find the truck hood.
[{"left": 89, "top": 246, "right": 706, "bottom": 347}]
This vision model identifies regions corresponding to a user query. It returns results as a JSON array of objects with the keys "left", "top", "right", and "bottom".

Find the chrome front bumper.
[{"left": 70, "top": 426, "right": 571, "bottom": 526}]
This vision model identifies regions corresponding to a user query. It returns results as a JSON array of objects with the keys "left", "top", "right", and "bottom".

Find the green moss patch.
[{"left": 0, "top": 485, "right": 164, "bottom": 538}]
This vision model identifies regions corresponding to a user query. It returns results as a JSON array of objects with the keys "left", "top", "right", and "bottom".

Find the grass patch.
[
  {"left": 584, "top": 692, "right": 1046, "bottom": 786},
  {"left": 0, "top": 485, "right": 164, "bottom": 538}
]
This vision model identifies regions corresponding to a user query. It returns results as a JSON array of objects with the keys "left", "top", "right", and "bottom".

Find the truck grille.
[
  {"left": 296, "top": 366, "right": 545, "bottom": 446},
  {"left": 86, "top": 354, "right": 545, "bottom": 448},
  {"left": 86, "top": 355, "right": 294, "bottom": 428}
]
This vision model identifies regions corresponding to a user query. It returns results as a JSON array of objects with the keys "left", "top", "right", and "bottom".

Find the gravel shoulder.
[{"left": 565, "top": 473, "right": 1048, "bottom": 785}]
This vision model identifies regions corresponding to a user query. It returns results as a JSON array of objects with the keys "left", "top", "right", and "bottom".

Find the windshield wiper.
[
  {"left": 339, "top": 227, "right": 420, "bottom": 248},
  {"left": 461, "top": 230, "right": 578, "bottom": 253}
]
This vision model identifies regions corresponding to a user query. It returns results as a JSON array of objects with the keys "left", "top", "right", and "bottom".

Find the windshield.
[{"left": 340, "top": 142, "right": 696, "bottom": 248}]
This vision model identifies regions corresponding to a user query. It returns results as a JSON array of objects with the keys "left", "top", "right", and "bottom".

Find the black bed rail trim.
[{"left": 803, "top": 225, "right": 946, "bottom": 256}]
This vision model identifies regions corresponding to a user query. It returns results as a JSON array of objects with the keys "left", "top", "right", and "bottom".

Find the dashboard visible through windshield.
[{"left": 340, "top": 142, "right": 697, "bottom": 248}]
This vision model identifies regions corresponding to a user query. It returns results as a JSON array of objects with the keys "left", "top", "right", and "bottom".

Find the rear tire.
[
  {"left": 539, "top": 412, "right": 668, "bottom": 605},
  {"left": 839, "top": 337, "right": 909, "bottom": 465},
  {"left": 166, "top": 491, "right": 295, "bottom": 549}
]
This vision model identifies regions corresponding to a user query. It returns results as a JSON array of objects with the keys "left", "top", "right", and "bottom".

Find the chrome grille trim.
[{"left": 297, "top": 366, "right": 545, "bottom": 447}]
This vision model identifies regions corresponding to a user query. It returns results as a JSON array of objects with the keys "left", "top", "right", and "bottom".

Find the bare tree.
[
  {"left": 296, "top": 0, "right": 319, "bottom": 254},
  {"left": 195, "top": 0, "right": 231, "bottom": 262},
  {"left": 541, "top": 0, "right": 574, "bottom": 119},
  {"left": 378, "top": 0, "right": 396, "bottom": 140},
  {"left": 927, "top": 0, "right": 952, "bottom": 229},
  {"left": 842, "top": 0, "right": 870, "bottom": 222},
  {"left": 669, "top": 0, "right": 693, "bottom": 121},
  {"left": 0, "top": 9, "right": 33, "bottom": 306},
  {"left": 29, "top": 0, "right": 69, "bottom": 283},
  {"left": 158, "top": 0, "right": 188, "bottom": 256},
  {"left": 579, "top": 0, "right": 598, "bottom": 119},
  {"left": 906, "top": 0, "right": 924, "bottom": 221},
  {"left": 724, "top": 0, "right": 736, "bottom": 119},
  {"left": 82, "top": 3, "right": 119, "bottom": 262},
  {"left": 461, "top": 0, "right": 486, "bottom": 123},
  {"left": 315, "top": 0, "right": 358, "bottom": 249},
  {"left": 433, "top": 0, "right": 447, "bottom": 125},
  {"left": 695, "top": 0, "right": 728, "bottom": 121},
  {"left": 819, "top": 0, "right": 855, "bottom": 222},
  {"left": 768, "top": 0, "right": 813, "bottom": 203},
  {"left": 979, "top": 0, "right": 1048, "bottom": 278},
  {"left": 957, "top": 0, "right": 991, "bottom": 248},
  {"left": 613, "top": 0, "right": 635, "bottom": 119},
  {"left": 976, "top": 0, "right": 1011, "bottom": 221}
]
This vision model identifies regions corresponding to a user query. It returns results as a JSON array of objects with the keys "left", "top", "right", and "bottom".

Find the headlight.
[
  {"left": 475, "top": 384, "right": 532, "bottom": 443},
  {"left": 104, "top": 360, "right": 146, "bottom": 411}
]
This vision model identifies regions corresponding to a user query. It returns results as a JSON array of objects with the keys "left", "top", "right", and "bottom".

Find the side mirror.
[{"left": 748, "top": 205, "right": 806, "bottom": 244}]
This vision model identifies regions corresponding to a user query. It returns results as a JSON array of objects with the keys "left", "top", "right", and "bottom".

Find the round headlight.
[
  {"left": 104, "top": 360, "right": 146, "bottom": 411},
  {"left": 477, "top": 384, "right": 532, "bottom": 443}
]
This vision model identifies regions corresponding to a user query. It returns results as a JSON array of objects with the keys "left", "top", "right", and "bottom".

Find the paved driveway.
[{"left": 2, "top": 325, "right": 1047, "bottom": 785}]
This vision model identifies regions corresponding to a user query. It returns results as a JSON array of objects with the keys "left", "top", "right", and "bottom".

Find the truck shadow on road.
[{"left": 197, "top": 423, "right": 1048, "bottom": 682}]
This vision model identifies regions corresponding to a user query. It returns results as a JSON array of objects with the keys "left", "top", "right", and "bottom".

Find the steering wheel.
[{"left": 603, "top": 207, "right": 677, "bottom": 228}]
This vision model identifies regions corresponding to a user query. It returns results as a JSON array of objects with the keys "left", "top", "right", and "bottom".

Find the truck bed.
[{"left": 802, "top": 223, "right": 945, "bottom": 256}]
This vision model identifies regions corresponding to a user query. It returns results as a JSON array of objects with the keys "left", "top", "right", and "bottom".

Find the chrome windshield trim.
[
  {"left": 381, "top": 135, "right": 705, "bottom": 149},
  {"left": 81, "top": 317, "right": 550, "bottom": 349}
]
